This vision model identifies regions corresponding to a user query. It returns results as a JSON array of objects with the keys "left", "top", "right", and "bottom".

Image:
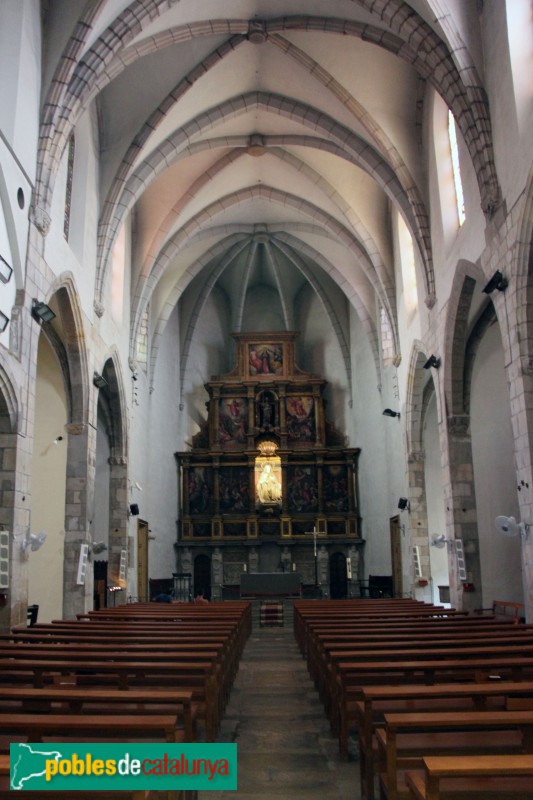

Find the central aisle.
[{"left": 200, "top": 616, "right": 360, "bottom": 799}]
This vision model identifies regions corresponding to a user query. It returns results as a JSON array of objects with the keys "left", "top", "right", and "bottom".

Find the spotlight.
[
  {"left": 0, "top": 256, "right": 13, "bottom": 284},
  {"left": 423, "top": 355, "right": 441, "bottom": 370},
  {"left": 32, "top": 299, "right": 56, "bottom": 324},
  {"left": 93, "top": 372, "right": 108, "bottom": 389},
  {"left": 398, "top": 497, "right": 409, "bottom": 511},
  {"left": 0, "top": 311, "right": 9, "bottom": 333},
  {"left": 383, "top": 408, "right": 400, "bottom": 418},
  {"left": 482, "top": 270, "right": 508, "bottom": 294}
]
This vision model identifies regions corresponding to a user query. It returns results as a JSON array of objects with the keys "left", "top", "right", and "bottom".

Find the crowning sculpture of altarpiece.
[{"left": 175, "top": 333, "right": 364, "bottom": 600}]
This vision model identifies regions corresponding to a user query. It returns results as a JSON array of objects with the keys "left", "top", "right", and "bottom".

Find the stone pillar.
[
  {"left": 62, "top": 422, "right": 96, "bottom": 618},
  {"left": 444, "top": 415, "right": 482, "bottom": 612},
  {"left": 0, "top": 429, "right": 31, "bottom": 630},
  {"left": 108, "top": 456, "right": 128, "bottom": 591},
  {"left": 406, "top": 449, "right": 430, "bottom": 598}
]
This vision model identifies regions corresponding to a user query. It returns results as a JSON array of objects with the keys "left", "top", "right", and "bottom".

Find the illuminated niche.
[{"left": 255, "top": 439, "right": 282, "bottom": 506}]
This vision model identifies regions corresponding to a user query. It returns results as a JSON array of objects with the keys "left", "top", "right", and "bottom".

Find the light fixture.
[
  {"left": 398, "top": 497, "right": 410, "bottom": 511},
  {"left": 0, "top": 256, "right": 13, "bottom": 284},
  {"left": 482, "top": 270, "right": 508, "bottom": 294},
  {"left": 21, "top": 531, "right": 47, "bottom": 553},
  {"left": 383, "top": 408, "right": 400, "bottom": 418},
  {"left": 93, "top": 372, "right": 108, "bottom": 389},
  {"left": 32, "top": 299, "right": 56, "bottom": 324},
  {"left": 0, "top": 311, "right": 9, "bottom": 333},
  {"left": 423, "top": 355, "right": 441, "bottom": 370}
]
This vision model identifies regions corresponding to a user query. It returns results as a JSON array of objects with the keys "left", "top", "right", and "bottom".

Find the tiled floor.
[{"left": 200, "top": 620, "right": 361, "bottom": 799}]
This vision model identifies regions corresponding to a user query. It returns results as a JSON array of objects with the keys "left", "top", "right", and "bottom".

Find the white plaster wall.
[
  {"left": 470, "top": 321, "right": 523, "bottom": 605},
  {"left": 296, "top": 284, "right": 350, "bottom": 440},
  {"left": 350, "top": 308, "right": 404, "bottom": 580},
  {"left": 179, "top": 286, "right": 232, "bottom": 446},
  {"left": 45, "top": 107, "right": 102, "bottom": 319},
  {"left": 30, "top": 336, "right": 67, "bottom": 622},
  {"left": 0, "top": 0, "right": 40, "bottom": 179},
  {"left": 144, "top": 303, "right": 181, "bottom": 581},
  {"left": 483, "top": 0, "right": 533, "bottom": 207}
]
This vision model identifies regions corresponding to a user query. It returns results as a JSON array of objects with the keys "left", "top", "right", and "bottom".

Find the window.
[
  {"left": 397, "top": 213, "right": 418, "bottom": 315},
  {"left": 63, "top": 134, "right": 75, "bottom": 240},
  {"left": 448, "top": 110, "right": 465, "bottom": 227}
]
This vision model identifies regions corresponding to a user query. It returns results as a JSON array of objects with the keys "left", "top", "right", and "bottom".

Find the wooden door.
[
  {"left": 137, "top": 519, "right": 149, "bottom": 602},
  {"left": 329, "top": 551, "right": 348, "bottom": 599},
  {"left": 390, "top": 514, "right": 402, "bottom": 597},
  {"left": 194, "top": 554, "right": 212, "bottom": 600}
]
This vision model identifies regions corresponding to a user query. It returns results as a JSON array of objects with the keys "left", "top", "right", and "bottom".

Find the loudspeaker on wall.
[{"left": 129, "top": 503, "right": 139, "bottom": 516}]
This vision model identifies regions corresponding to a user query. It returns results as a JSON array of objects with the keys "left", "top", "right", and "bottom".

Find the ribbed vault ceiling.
[{"left": 38, "top": 1, "right": 497, "bottom": 385}]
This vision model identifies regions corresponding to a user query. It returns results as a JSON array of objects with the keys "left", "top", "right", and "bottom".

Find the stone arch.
[
  {"left": 94, "top": 351, "right": 129, "bottom": 594},
  {"left": 47, "top": 274, "right": 89, "bottom": 426},
  {"left": 440, "top": 261, "right": 492, "bottom": 612},
  {"left": 38, "top": 276, "right": 93, "bottom": 618},
  {"left": 443, "top": 260, "right": 489, "bottom": 418}
]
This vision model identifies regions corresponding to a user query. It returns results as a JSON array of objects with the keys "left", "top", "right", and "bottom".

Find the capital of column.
[
  {"left": 31, "top": 204, "right": 51, "bottom": 236},
  {"left": 447, "top": 414, "right": 470, "bottom": 438}
]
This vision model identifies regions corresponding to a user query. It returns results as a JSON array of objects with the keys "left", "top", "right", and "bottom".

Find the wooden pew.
[
  {"left": 0, "top": 711, "right": 183, "bottom": 746},
  {"left": 405, "top": 754, "right": 533, "bottom": 799},
  {"left": 312, "top": 637, "right": 533, "bottom": 711},
  {"left": 355, "top": 680, "right": 533, "bottom": 799},
  {"left": 0, "top": 686, "right": 196, "bottom": 742},
  {"left": 474, "top": 599, "right": 525, "bottom": 625},
  {"left": 0, "top": 656, "right": 219, "bottom": 739},
  {"left": 377, "top": 709, "right": 533, "bottom": 800}
]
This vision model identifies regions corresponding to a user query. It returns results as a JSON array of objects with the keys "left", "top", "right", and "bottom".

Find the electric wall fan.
[{"left": 494, "top": 515, "right": 529, "bottom": 540}]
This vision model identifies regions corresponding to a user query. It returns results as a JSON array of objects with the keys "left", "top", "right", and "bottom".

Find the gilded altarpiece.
[{"left": 175, "top": 333, "right": 363, "bottom": 598}]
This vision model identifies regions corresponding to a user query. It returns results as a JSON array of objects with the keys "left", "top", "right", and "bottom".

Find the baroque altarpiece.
[{"left": 175, "top": 333, "right": 364, "bottom": 599}]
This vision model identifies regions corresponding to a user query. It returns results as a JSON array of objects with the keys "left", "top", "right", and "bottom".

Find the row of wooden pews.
[
  {"left": 294, "top": 598, "right": 533, "bottom": 800},
  {"left": 0, "top": 600, "right": 251, "bottom": 799}
]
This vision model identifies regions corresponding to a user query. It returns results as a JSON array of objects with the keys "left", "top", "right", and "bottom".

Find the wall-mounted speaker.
[
  {"left": 76, "top": 544, "right": 89, "bottom": 585},
  {"left": 0, "top": 531, "right": 9, "bottom": 589},
  {"left": 129, "top": 503, "right": 139, "bottom": 516}
]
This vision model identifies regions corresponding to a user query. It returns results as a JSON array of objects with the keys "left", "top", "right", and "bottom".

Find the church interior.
[
  {"left": 3, "top": 3, "right": 533, "bottom": 798},
  {"left": 0, "top": 0, "right": 532, "bottom": 629}
]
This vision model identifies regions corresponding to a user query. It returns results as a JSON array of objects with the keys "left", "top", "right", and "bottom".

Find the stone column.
[
  {"left": 444, "top": 415, "right": 482, "bottom": 612},
  {"left": 108, "top": 456, "right": 128, "bottom": 590},
  {"left": 62, "top": 422, "right": 96, "bottom": 618}
]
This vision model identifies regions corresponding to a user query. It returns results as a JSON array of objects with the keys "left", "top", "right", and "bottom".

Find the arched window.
[
  {"left": 397, "top": 213, "right": 418, "bottom": 315},
  {"left": 448, "top": 111, "right": 465, "bottom": 227},
  {"left": 63, "top": 134, "right": 75, "bottom": 240}
]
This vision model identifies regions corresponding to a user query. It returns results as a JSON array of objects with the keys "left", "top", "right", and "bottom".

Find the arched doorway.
[
  {"left": 329, "top": 551, "right": 348, "bottom": 599},
  {"left": 194, "top": 554, "right": 212, "bottom": 600}
]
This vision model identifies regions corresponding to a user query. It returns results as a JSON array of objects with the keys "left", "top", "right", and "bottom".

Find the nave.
[{"left": 200, "top": 613, "right": 358, "bottom": 800}]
